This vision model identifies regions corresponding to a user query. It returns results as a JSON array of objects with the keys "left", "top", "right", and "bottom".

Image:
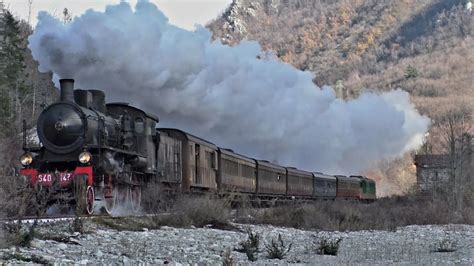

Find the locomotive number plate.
[
  {"left": 37, "top": 173, "right": 73, "bottom": 183},
  {"left": 37, "top": 173, "right": 53, "bottom": 183},
  {"left": 59, "top": 172, "right": 73, "bottom": 182}
]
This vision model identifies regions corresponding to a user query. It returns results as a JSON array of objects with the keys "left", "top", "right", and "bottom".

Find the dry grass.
[
  {"left": 152, "top": 195, "right": 233, "bottom": 229},
  {"left": 95, "top": 195, "right": 234, "bottom": 231},
  {"left": 0, "top": 175, "right": 42, "bottom": 218},
  {"left": 1, "top": 222, "right": 37, "bottom": 248},
  {"left": 236, "top": 191, "right": 474, "bottom": 231}
]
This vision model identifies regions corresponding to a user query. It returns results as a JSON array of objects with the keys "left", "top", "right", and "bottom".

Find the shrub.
[
  {"left": 221, "top": 248, "right": 235, "bottom": 266},
  {"left": 0, "top": 175, "right": 36, "bottom": 218},
  {"left": 141, "top": 181, "right": 174, "bottom": 213},
  {"left": 432, "top": 237, "right": 457, "bottom": 253},
  {"left": 175, "top": 196, "right": 231, "bottom": 227},
  {"left": 153, "top": 195, "right": 233, "bottom": 229},
  {"left": 95, "top": 195, "right": 233, "bottom": 231},
  {"left": 2, "top": 221, "right": 37, "bottom": 247},
  {"left": 236, "top": 191, "right": 473, "bottom": 232},
  {"left": 236, "top": 229, "right": 261, "bottom": 262},
  {"left": 70, "top": 217, "right": 85, "bottom": 234},
  {"left": 316, "top": 236, "right": 342, "bottom": 256},
  {"left": 265, "top": 234, "right": 292, "bottom": 259}
]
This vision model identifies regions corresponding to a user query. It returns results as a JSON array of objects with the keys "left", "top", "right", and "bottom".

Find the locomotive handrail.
[{"left": 22, "top": 119, "right": 28, "bottom": 151}]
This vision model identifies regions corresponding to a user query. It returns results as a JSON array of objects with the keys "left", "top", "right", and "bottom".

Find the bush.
[
  {"left": 69, "top": 217, "right": 85, "bottom": 234},
  {"left": 265, "top": 234, "right": 292, "bottom": 259},
  {"left": 0, "top": 175, "right": 36, "bottom": 218},
  {"left": 173, "top": 195, "right": 232, "bottom": 227},
  {"left": 141, "top": 181, "right": 174, "bottom": 213},
  {"left": 153, "top": 195, "right": 233, "bottom": 229},
  {"left": 94, "top": 195, "right": 233, "bottom": 231},
  {"left": 236, "top": 191, "right": 473, "bottom": 231},
  {"left": 221, "top": 248, "right": 235, "bottom": 266},
  {"left": 433, "top": 238, "right": 457, "bottom": 253},
  {"left": 2, "top": 221, "right": 37, "bottom": 247},
  {"left": 316, "top": 236, "right": 342, "bottom": 255},
  {"left": 236, "top": 229, "right": 261, "bottom": 262}
]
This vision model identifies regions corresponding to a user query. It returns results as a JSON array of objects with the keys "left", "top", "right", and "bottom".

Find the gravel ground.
[{"left": 0, "top": 220, "right": 473, "bottom": 265}]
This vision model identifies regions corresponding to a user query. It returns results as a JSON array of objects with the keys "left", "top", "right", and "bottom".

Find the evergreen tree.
[
  {"left": 0, "top": 10, "right": 27, "bottom": 137},
  {"left": 404, "top": 65, "right": 419, "bottom": 79}
]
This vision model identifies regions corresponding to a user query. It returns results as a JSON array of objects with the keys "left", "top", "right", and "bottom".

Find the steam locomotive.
[{"left": 19, "top": 79, "right": 375, "bottom": 215}]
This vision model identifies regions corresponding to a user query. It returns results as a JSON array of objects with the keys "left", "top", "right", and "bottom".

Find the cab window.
[{"left": 134, "top": 117, "right": 145, "bottom": 134}]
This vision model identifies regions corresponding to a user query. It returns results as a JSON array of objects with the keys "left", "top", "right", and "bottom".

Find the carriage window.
[{"left": 134, "top": 117, "right": 145, "bottom": 134}]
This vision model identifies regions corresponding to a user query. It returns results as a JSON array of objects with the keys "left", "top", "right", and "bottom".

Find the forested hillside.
[
  {"left": 209, "top": 0, "right": 472, "bottom": 112},
  {"left": 208, "top": 0, "right": 473, "bottom": 194},
  {"left": 0, "top": 3, "right": 57, "bottom": 171}
]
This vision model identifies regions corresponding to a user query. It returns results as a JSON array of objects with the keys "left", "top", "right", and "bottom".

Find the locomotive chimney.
[{"left": 59, "top": 79, "right": 75, "bottom": 103}]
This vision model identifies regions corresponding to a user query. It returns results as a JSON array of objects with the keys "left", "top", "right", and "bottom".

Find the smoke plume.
[{"left": 28, "top": 1, "right": 430, "bottom": 174}]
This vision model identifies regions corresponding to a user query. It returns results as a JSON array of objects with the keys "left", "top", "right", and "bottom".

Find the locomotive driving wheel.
[
  {"left": 103, "top": 174, "right": 117, "bottom": 214},
  {"left": 130, "top": 174, "right": 142, "bottom": 213},
  {"left": 114, "top": 172, "right": 130, "bottom": 210},
  {"left": 85, "top": 186, "right": 95, "bottom": 215},
  {"left": 74, "top": 176, "right": 94, "bottom": 215}
]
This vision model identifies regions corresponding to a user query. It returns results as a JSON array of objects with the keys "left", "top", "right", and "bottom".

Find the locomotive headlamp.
[
  {"left": 78, "top": 151, "right": 92, "bottom": 164},
  {"left": 20, "top": 153, "right": 33, "bottom": 166}
]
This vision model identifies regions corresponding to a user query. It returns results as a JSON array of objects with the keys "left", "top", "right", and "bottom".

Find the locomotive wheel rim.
[
  {"left": 116, "top": 185, "right": 130, "bottom": 207},
  {"left": 103, "top": 175, "right": 116, "bottom": 214},
  {"left": 86, "top": 186, "right": 95, "bottom": 215},
  {"left": 130, "top": 176, "right": 141, "bottom": 213}
]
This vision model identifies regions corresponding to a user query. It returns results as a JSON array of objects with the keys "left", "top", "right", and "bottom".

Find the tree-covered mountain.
[
  {"left": 208, "top": 0, "right": 472, "bottom": 117},
  {"left": 208, "top": 0, "right": 473, "bottom": 194}
]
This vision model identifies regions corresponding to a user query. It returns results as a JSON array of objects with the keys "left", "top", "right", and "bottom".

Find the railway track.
[{"left": 0, "top": 213, "right": 167, "bottom": 224}]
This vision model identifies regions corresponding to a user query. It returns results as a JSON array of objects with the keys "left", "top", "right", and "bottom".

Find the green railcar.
[{"left": 351, "top": 175, "right": 376, "bottom": 202}]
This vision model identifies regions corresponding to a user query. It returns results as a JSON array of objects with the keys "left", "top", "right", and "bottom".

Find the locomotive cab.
[{"left": 106, "top": 103, "right": 158, "bottom": 174}]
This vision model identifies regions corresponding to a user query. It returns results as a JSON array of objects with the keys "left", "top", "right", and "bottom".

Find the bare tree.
[
  {"left": 62, "top": 8, "right": 72, "bottom": 24},
  {"left": 434, "top": 104, "right": 473, "bottom": 211},
  {"left": 27, "top": 0, "right": 33, "bottom": 25}
]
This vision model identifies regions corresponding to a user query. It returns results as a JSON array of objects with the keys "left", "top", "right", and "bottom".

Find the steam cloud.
[{"left": 28, "top": 1, "right": 430, "bottom": 174}]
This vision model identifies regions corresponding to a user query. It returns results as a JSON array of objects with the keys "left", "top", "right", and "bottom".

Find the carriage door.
[{"left": 195, "top": 144, "right": 201, "bottom": 185}]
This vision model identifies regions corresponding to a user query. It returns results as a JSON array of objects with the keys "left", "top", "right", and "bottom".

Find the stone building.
[
  {"left": 415, "top": 136, "right": 473, "bottom": 192},
  {"left": 414, "top": 154, "right": 451, "bottom": 191}
]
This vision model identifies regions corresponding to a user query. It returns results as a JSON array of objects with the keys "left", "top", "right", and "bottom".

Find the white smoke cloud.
[{"left": 28, "top": 1, "right": 430, "bottom": 174}]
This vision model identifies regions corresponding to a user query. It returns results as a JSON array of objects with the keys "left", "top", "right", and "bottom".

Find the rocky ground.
[{"left": 0, "top": 218, "right": 473, "bottom": 265}]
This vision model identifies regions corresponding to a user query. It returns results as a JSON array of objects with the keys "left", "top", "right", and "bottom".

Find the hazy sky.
[{"left": 3, "top": 0, "right": 231, "bottom": 29}]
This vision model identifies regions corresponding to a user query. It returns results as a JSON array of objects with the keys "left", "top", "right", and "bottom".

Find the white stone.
[
  {"left": 57, "top": 243, "right": 68, "bottom": 250},
  {"left": 96, "top": 250, "right": 103, "bottom": 258}
]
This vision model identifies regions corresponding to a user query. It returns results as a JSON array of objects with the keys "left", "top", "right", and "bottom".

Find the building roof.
[{"left": 414, "top": 154, "right": 450, "bottom": 168}]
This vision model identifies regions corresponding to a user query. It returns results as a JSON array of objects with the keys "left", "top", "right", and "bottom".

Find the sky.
[{"left": 3, "top": 0, "right": 231, "bottom": 29}]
